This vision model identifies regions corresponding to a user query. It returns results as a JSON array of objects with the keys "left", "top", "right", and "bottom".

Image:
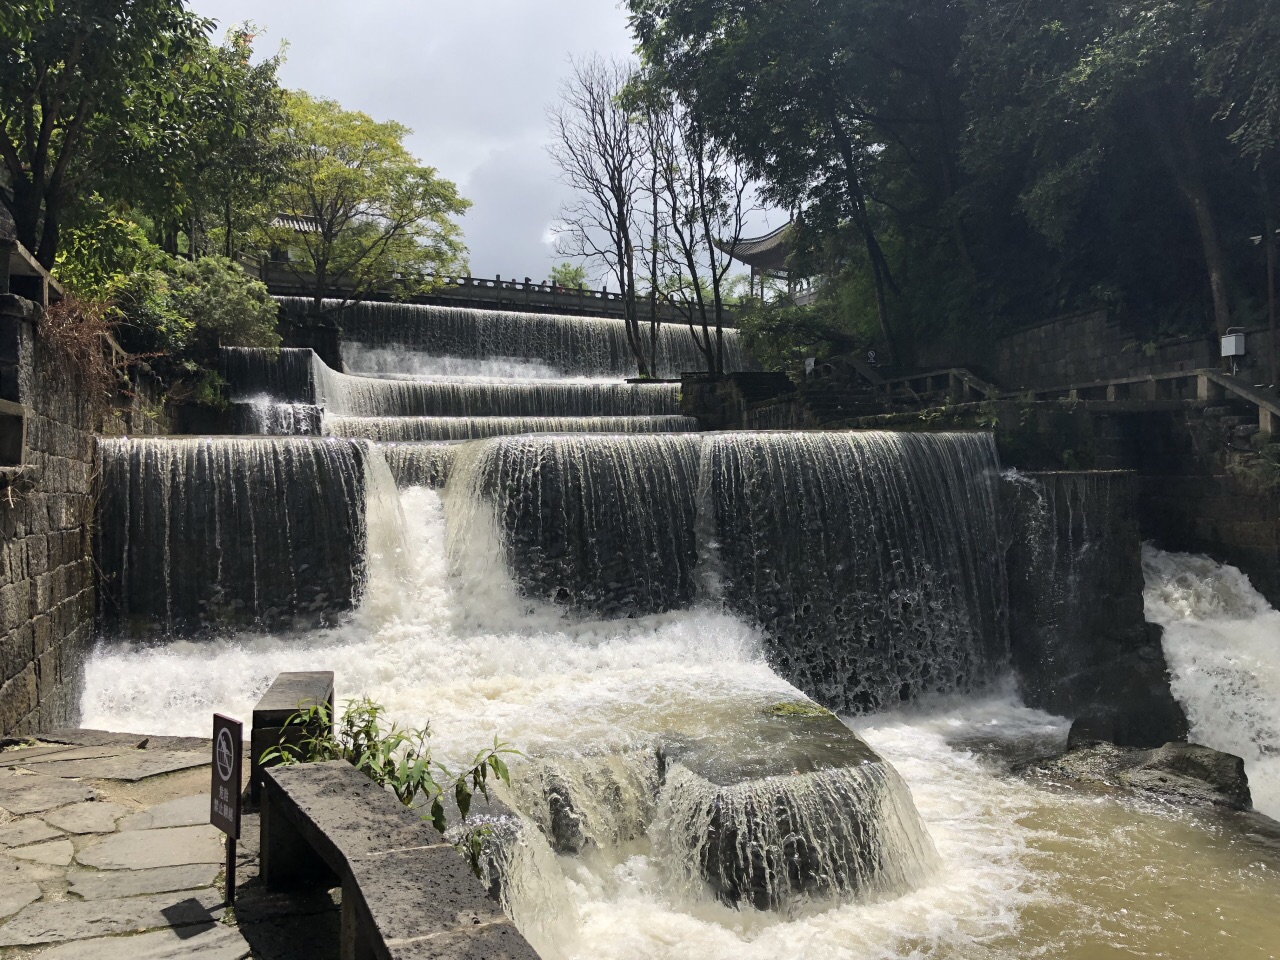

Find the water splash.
[
  {"left": 653, "top": 759, "right": 939, "bottom": 914},
  {"left": 1142, "top": 546, "right": 1280, "bottom": 817}
]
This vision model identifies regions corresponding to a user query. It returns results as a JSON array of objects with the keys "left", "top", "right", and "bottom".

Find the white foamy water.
[
  {"left": 343, "top": 343, "right": 619, "bottom": 382},
  {"left": 1142, "top": 545, "right": 1280, "bottom": 818},
  {"left": 83, "top": 489, "right": 1280, "bottom": 958}
]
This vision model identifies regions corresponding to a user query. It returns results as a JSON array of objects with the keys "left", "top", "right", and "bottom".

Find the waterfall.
[
  {"left": 444, "top": 430, "right": 1008, "bottom": 712},
  {"left": 223, "top": 347, "right": 318, "bottom": 403},
  {"left": 1143, "top": 546, "right": 1280, "bottom": 817},
  {"left": 653, "top": 758, "right": 937, "bottom": 913},
  {"left": 324, "top": 415, "right": 698, "bottom": 441},
  {"left": 705, "top": 432, "right": 1007, "bottom": 713},
  {"left": 232, "top": 398, "right": 323, "bottom": 436},
  {"left": 446, "top": 434, "right": 705, "bottom": 620},
  {"left": 97, "top": 437, "right": 371, "bottom": 634},
  {"left": 377, "top": 442, "right": 458, "bottom": 488},
  {"left": 314, "top": 372, "right": 682, "bottom": 418},
  {"left": 277, "top": 298, "right": 752, "bottom": 378}
]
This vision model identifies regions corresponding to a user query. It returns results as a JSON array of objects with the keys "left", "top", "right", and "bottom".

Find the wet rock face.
[
  {"left": 1032, "top": 733, "right": 1252, "bottom": 811},
  {"left": 655, "top": 707, "right": 938, "bottom": 912},
  {"left": 503, "top": 704, "right": 937, "bottom": 913},
  {"left": 1003, "top": 471, "right": 1188, "bottom": 746}
]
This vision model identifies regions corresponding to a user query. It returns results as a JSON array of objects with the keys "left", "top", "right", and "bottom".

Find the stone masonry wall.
[
  {"left": 1118, "top": 407, "right": 1280, "bottom": 608},
  {"left": 990, "top": 310, "right": 1276, "bottom": 391},
  {"left": 0, "top": 297, "right": 96, "bottom": 735}
]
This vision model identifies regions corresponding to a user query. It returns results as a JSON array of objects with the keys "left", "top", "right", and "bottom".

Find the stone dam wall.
[{"left": 0, "top": 295, "right": 95, "bottom": 735}]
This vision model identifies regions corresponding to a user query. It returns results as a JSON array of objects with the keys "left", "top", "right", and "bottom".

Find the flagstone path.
[{"left": 0, "top": 730, "right": 340, "bottom": 959}]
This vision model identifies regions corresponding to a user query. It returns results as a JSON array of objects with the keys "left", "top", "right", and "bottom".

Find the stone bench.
[
  {"left": 250, "top": 671, "right": 334, "bottom": 804},
  {"left": 260, "top": 760, "right": 538, "bottom": 960}
]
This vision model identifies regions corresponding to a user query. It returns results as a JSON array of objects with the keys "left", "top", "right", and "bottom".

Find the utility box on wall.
[{"left": 1221, "top": 330, "right": 1246, "bottom": 358}]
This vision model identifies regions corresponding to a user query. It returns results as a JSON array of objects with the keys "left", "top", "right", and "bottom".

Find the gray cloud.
[{"left": 188, "top": 0, "right": 636, "bottom": 278}]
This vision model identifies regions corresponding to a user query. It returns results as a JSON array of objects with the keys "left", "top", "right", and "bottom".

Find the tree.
[
  {"left": 648, "top": 92, "right": 754, "bottom": 374},
  {"left": 962, "top": 0, "right": 1280, "bottom": 341},
  {"left": 0, "top": 0, "right": 207, "bottom": 266},
  {"left": 261, "top": 91, "right": 470, "bottom": 316},
  {"left": 630, "top": 0, "right": 973, "bottom": 365},
  {"left": 549, "top": 262, "right": 587, "bottom": 288},
  {"left": 108, "top": 24, "right": 289, "bottom": 260},
  {"left": 549, "top": 56, "right": 651, "bottom": 377}
]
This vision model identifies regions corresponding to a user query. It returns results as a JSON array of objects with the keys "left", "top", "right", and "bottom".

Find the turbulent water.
[
  {"left": 1143, "top": 546, "right": 1280, "bottom": 818},
  {"left": 83, "top": 486, "right": 1280, "bottom": 959},
  {"left": 91, "top": 304, "right": 1280, "bottom": 956}
]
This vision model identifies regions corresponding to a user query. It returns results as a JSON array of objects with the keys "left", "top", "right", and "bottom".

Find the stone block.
[
  {"left": 66, "top": 863, "right": 220, "bottom": 901},
  {"left": 0, "top": 888, "right": 224, "bottom": 946},
  {"left": 1, "top": 626, "right": 33, "bottom": 687},
  {"left": 0, "top": 769, "right": 94, "bottom": 815},
  {"left": 76, "top": 825, "right": 225, "bottom": 870},
  {"left": 32, "top": 922, "right": 250, "bottom": 960},
  {"left": 31, "top": 613, "right": 50, "bottom": 656},
  {"left": 0, "top": 663, "right": 37, "bottom": 734}
]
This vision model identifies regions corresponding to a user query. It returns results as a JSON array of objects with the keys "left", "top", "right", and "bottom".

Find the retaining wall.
[{"left": 0, "top": 296, "right": 95, "bottom": 735}]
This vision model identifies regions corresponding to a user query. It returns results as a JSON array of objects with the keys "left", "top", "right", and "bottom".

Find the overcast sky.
[{"left": 188, "top": 0, "right": 774, "bottom": 283}]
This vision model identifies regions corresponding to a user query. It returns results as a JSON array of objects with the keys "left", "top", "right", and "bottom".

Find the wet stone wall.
[
  {"left": 1002, "top": 470, "right": 1186, "bottom": 746},
  {"left": 0, "top": 297, "right": 96, "bottom": 735}
]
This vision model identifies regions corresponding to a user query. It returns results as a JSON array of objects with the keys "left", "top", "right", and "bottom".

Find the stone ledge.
[{"left": 262, "top": 761, "right": 539, "bottom": 960}]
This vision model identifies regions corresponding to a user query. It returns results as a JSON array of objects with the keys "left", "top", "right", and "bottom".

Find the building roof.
[
  {"left": 720, "top": 223, "right": 793, "bottom": 271},
  {"left": 271, "top": 213, "right": 323, "bottom": 234}
]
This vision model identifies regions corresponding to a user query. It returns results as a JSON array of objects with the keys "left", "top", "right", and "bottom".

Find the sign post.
[{"left": 210, "top": 714, "right": 242, "bottom": 907}]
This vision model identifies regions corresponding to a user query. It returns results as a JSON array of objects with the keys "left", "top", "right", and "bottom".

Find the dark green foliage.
[
  {"left": 629, "top": 0, "right": 1280, "bottom": 366},
  {"left": 0, "top": 0, "right": 208, "bottom": 266}
]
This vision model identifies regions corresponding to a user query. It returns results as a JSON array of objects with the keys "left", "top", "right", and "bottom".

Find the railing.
[
  {"left": 246, "top": 258, "right": 736, "bottom": 326},
  {"left": 853, "top": 362, "right": 1280, "bottom": 437}
]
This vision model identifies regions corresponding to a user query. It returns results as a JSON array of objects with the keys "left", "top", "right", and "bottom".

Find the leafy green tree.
[
  {"left": 262, "top": 91, "right": 470, "bottom": 316},
  {"left": 0, "top": 0, "right": 207, "bottom": 266},
  {"left": 108, "top": 24, "right": 289, "bottom": 260},
  {"left": 549, "top": 262, "right": 588, "bottom": 288}
]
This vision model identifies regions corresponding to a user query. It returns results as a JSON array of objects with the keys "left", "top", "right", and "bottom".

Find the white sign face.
[
  {"left": 805, "top": 357, "right": 816, "bottom": 374},
  {"left": 216, "top": 728, "right": 235, "bottom": 783}
]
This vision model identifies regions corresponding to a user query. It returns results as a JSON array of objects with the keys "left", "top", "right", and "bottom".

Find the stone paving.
[{"left": 0, "top": 730, "right": 340, "bottom": 959}]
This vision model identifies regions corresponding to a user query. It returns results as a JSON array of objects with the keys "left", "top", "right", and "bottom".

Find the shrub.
[{"left": 261, "top": 697, "right": 519, "bottom": 873}]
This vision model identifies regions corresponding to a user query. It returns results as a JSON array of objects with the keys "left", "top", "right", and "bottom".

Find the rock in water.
[{"left": 1031, "top": 736, "right": 1252, "bottom": 811}]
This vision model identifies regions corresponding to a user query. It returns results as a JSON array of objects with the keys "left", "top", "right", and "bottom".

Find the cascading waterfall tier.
[
  {"left": 325, "top": 415, "right": 698, "bottom": 441},
  {"left": 277, "top": 297, "right": 751, "bottom": 378},
  {"left": 377, "top": 442, "right": 457, "bottom": 489},
  {"left": 447, "top": 434, "right": 704, "bottom": 619},
  {"left": 1002, "top": 471, "right": 1187, "bottom": 746},
  {"left": 222, "top": 347, "right": 682, "bottom": 419},
  {"left": 97, "top": 437, "right": 370, "bottom": 634},
  {"left": 446, "top": 430, "right": 1009, "bottom": 712}
]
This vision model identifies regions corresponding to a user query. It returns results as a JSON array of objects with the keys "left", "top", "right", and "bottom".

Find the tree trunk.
[
  {"left": 36, "top": 194, "right": 61, "bottom": 270},
  {"left": 828, "top": 106, "right": 900, "bottom": 364},
  {"left": 1264, "top": 172, "right": 1278, "bottom": 386},
  {"left": 6, "top": 179, "right": 43, "bottom": 260},
  {"left": 1145, "top": 97, "right": 1232, "bottom": 341}
]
